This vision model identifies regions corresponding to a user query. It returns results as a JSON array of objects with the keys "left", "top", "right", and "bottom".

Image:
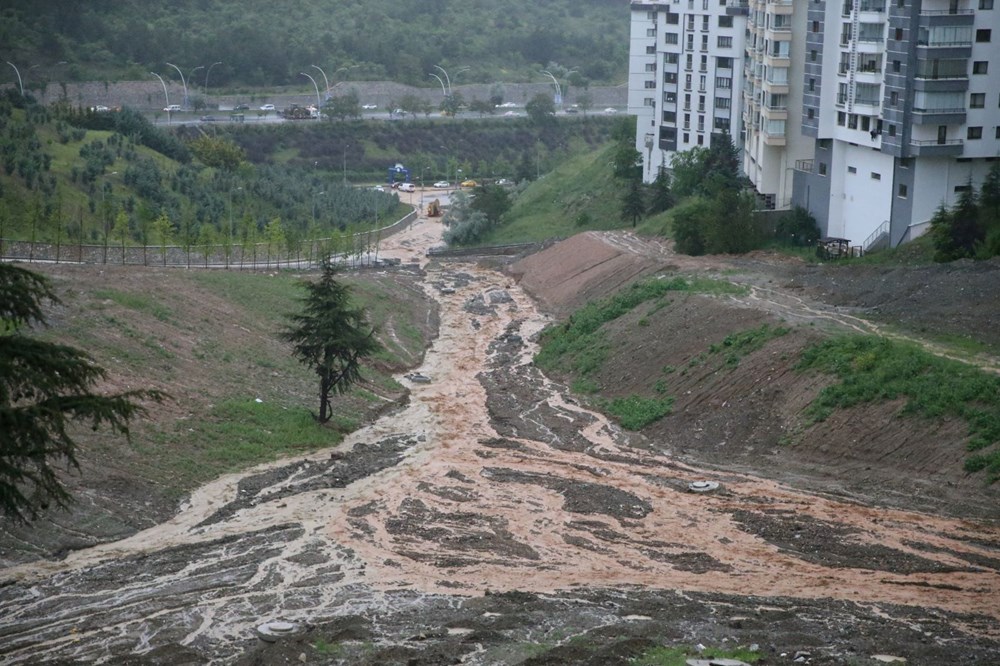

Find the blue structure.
[{"left": 387, "top": 163, "right": 411, "bottom": 184}]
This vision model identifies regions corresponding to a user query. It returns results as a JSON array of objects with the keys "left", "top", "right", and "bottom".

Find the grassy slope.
[{"left": 34, "top": 264, "right": 433, "bottom": 497}]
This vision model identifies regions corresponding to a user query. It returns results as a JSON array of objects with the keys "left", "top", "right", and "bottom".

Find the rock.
[
  {"left": 872, "top": 657, "right": 907, "bottom": 663},
  {"left": 688, "top": 480, "right": 720, "bottom": 493}
]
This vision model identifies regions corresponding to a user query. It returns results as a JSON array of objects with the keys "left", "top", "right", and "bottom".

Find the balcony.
[
  {"left": 910, "top": 138, "right": 964, "bottom": 156},
  {"left": 726, "top": 0, "right": 749, "bottom": 16},
  {"left": 911, "top": 108, "right": 967, "bottom": 124}
]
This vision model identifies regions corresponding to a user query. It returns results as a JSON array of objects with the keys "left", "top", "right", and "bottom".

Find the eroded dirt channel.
[{"left": 2, "top": 211, "right": 999, "bottom": 665}]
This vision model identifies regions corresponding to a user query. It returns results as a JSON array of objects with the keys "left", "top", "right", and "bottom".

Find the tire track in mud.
[{"left": 1, "top": 222, "right": 998, "bottom": 664}]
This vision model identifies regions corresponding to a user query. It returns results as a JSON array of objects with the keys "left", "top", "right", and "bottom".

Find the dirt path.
[{"left": 1, "top": 217, "right": 998, "bottom": 664}]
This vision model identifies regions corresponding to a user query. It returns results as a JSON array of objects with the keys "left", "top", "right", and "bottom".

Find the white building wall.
[{"left": 832, "top": 144, "right": 896, "bottom": 243}]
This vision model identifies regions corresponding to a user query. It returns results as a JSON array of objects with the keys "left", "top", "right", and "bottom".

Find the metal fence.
[{"left": 0, "top": 211, "right": 417, "bottom": 270}]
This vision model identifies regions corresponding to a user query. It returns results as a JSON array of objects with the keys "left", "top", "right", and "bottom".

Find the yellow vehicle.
[{"left": 460, "top": 179, "right": 478, "bottom": 188}]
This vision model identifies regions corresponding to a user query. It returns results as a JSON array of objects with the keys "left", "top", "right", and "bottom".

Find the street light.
[
  {"left": 428, "top": 73, "right": 447, "bottom": 98},
  {"left": 188, "top": 65, "right": 204, "bottom": 94},
  {"left": 165, "top": 62, "right": 188, "bottom": 109},
  {"left": 311, "top": 65, "right": 330, "bottom": 98},
  {"left": 540, "top": 70, "right": 563, "bottom": 107},
  {"left": 299, "top": 72, "right": 322, "bottom": 116},
  {"left": 228, "top": 186, "right": 242, "bottom": 269},
  {"left": 205, "top": 61, "right": 222, "bottom": 90},
  {"left": 434, "top": 65, "right": 454, "bottom": 96},
  {"left": 150, "top": 71, "right": 169, "bottom": 119},
  {"left": 6, "top": 62, "right": 23, "bottom": 96}
]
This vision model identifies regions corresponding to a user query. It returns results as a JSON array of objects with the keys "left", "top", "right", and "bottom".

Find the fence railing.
[{"left": 0, "top": 211, "right": 417, "bottom": 269}]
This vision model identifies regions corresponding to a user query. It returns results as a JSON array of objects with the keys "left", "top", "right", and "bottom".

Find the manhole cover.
[
  {"left": 688, "top": 480, "right": 720, "bottom": 493},
  {"left": 256, "top": 620, "right": 303, "bottom": 642}
]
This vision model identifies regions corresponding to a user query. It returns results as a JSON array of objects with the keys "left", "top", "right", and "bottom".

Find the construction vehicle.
[
  {"left": 426, "top": 199, "right": 442, "bottom": 217},
  {"left": 281, "top": 104, "right": 319, "bottom": 120}
]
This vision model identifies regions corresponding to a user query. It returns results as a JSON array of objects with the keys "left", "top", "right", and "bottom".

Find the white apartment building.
[
  {"left": 794, "top": 0, "right": 1000, "bottom": 247},
  {"left": 629, "top": 0, "right": 1000, "bottom": 249},
  {"left": 628, "top": 0, "right": 749, "bottom": 182},
  {"left": 742, "top": 0, "right": 816, "bottom": 209}
]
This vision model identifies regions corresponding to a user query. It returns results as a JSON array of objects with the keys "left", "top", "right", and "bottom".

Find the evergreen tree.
[
  {"left": 0, "top": 264, "right": 161, "bottom": 522},
  {"left": 621, "top": 178, "right": 646, "bottom": 227},
  {"left": 647, "top": 167, "right": 674, "bottom": 214},
  {"left": 282, "top": 261, "right": 381, "bottom": 424}
]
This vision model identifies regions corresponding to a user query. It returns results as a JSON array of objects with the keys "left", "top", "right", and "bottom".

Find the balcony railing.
[
  {"left": 919, "top": 8, "right": 974, "bottom": 14},
  {"left": 911, "top": 138, "right": 963, "bottom": 145},
  {"left": 913, "top": 106, "right": 966, "bottom": 114}
]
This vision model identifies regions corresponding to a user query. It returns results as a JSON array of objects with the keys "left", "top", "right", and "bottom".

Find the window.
[
  {"left": 718, "top": 36, "right": 733, "bottom": 48},
  {"left": 809, "top": 78, "right": 815, "bottom": 92},
  {"left": 976, "top": 29, "right": 992, "bottom": 42},
  {"left": 837, "top": 111, "right": 846, "bottom": 126},
  {"left": 968, "top": 126, "right": 983, "bottom": 139},
  {"left": 646, "top": 46, "right": 656, "bottom": 54},
  {"left": 645, "top": 97, "right": 655, "bottom": 106},
  {"left": 667, "top": 12, "right": 679, "bottom": 24},
  {"left": 702, "top": 15, "right": 709, "bottom": 31},
  {"left": 665, "top": 91, "right": 677, "bottom": 102},
  {"left": 981, "top": 0, "right": 994, "bottom": 8},
  {"left": 973, "top": 61, "right": 989, "bottom": 74},
  {"left": 665, "top": 53, "right": 679, "bottom": 64},
  {"left": 971, "top": 93, "right": 986, "bottom": 108},
  {"left": 647, "top": 10, "right": 657, "bottom": 19},
  {"left": 898, "top": 184, "right": 908, "bottom": 198},
  {"left": 871, "top": 172, "right": 881, "bottom": 180},
  {"left": 683, "top": 132, "right": 690, "bottom": 143},
  {"left": 663, "top": 111, "right": 677, "bottom": 122},
  {"left": 996, "top": 127, "right": 1000, "bottom": 139},
  {"left": 717, "top": 56, "right": 733, "bottom": 69},
  {"left": 888, "top": 124, "right": 896, "bottom": 137},
  {"left": 716, "top": 77, "right": 732, "bottom": 89},
  {"left": 686, "top": 54, "right": 693, "bottom": 70},
  {"left": 818, "top": 162, "right": 828, "bottom": 176},
  {"left": 647, "top": 28, "right": 657, "bottom": 37},
  {"left": 818, "top": 139, "right": 832, "bottom": 149},
  {"left": 645, "top": 80, "right": 657, "bottom": 89},
  {"left": 665, "top": 32, "right": 679, "bottom": 44},
  {"left": 810, "top": 50, "right": 818, "bottom": 62},
  {"left": 685, "top": 73, "right": 692, "bottom": 89},
  {"left": 665, "top": 72, "right": 678, "bottom": 83},
  {"left": 892, "top": 60, "right": 901, "bottom": 72},
  {"left": 894, "top": 27, "right": 903, "bottom": 41},
  {"left": 697, "top": 135, "right": 704, "bottom": 145},
  {"left": 719, "top": 15, "right": 733, "bottom": 27},
  {"left": 646, "top": 63, "right": 658, "bottom": 72},
  {"left": 900, "top": 158, "right": 911, "bottom": 169},
  {"left": 812, "top": 20, "right": 819, "bottom": 32},
  {"left": 716, "top": 96, "right": 731, "bottom": 109},
  {"left": 807, "top": 108, "right": 815, "bottom": 119},
  {"left": 848, "top": 166, "right": 857, "bottom": 173},
  {"left": 687, "top": 14, "right": 695, "bottom": 29},
  {"left": 890, "top": 91, "right": 898, "bottom": 106}
]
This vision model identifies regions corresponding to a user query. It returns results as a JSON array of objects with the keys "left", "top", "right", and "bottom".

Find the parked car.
[
  {"left": 362, "top": 104, "right": 378, "bottom": 110},
  {"left": 372, "top": 185, "right": 386, "bottom": 192},
  {"left": 234, "top": 103, "right": 250, "bottom": 111},
  {"left": 496, "top": 178, "right": 514, "bottom": 186},
  {"left": 260, "top": 103, "right": 275, "bottom": 111},
  {"left": 399, "top": 182, "right": 416, "bottom": 192},
  {"left": 460, "top": 179, "right": 478, "bottom": 188},
  {"left": 603, "top": 107, "right": 618, "bottom": 114},
  {"left": 200, "top": 115, "right": 218, "bottom": 122},
  {"left": 163, "top": 104, "right": 181, "bottom": 112},
  {"left": 433, "top": 181, "right": 450, "bottom": 188}
]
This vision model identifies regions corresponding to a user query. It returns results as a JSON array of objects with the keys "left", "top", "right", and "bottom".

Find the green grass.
[
  {"left": 708, "top": 323, "right": 790, "bottom": 367},
  {"left": 536, "top": 276, "right": 745, "bottom": 377},
  {"left": 482, "top": 142, "right": 628, "bottom": 244},
  {"left": 93, "top": 288, "right": 173, "bottom": 321},
  {"left": 631, "top": 645, "right": 761, "bottom": 665},
  {"left": 798, "top": 334, "right": 1000, "bottom": 480},
  {"left": 604, "top": 394, "right": 675, "bottom": 430}
]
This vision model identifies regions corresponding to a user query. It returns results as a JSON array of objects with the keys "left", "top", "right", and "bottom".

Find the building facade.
[
  {"left": 628, "top": 0, "right": 749, "bottom": 182},
  {"left": 630, "top": 0, "right": 1000, "bottom": 248},
  {"left": 794, "top": 0, "right": 1000, "bottom": 247}
]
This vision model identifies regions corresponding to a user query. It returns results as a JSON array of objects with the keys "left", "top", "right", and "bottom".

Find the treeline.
[{"left": 1, "top": 0, "right": 627, "bottom": 89}]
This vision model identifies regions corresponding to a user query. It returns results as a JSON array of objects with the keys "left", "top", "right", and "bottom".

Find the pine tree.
[
  {"left": 647, "top": 167, "right": 674, "bottom": 214},
  {"left": 0, "top": 264, "right": 162, "bottom": 522},
  {"left": 282, "top": 261, "right": 381, "bottom": 424}
]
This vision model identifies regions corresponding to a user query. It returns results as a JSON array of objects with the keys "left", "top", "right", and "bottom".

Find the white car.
[
  {"left": 399, "top": 183, "right": 416, "bottom": 192},
  {"left": 603, "top": 107, "right": 618, "bottom": 114},
  {"left": 433, "top": 181, "right": 450, "bottom": 189},
  {"left": 362, "top": 104, "right": 378, "bottom": 110},
  {"left": 163, "top": 104, "right": 181, "bottom": 112},
  {"left": 260, "top": 103, "right": 275, "bottom": 111}
]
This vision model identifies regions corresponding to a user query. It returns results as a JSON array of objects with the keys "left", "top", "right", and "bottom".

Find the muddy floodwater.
[{"left": 2, "top": 203, "right": 1000, "bottom": 665}]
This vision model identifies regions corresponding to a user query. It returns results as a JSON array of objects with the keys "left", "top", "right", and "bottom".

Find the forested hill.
[{"left": 1, "top": 0, "right": 628, "bottom": 90}]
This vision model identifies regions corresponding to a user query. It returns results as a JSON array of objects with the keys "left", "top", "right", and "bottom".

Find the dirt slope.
[{"left": 508, "top": 232, "right": 1000, "bottom": 519}]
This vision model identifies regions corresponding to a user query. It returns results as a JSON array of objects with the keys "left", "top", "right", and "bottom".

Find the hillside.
[{"left": 1, "top": 0, "right": 627, "bottom": 89}]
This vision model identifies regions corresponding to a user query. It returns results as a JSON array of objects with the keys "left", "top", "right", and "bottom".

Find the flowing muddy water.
[{"left": 1, "top": 203, "right": 999, "bottom": 663}]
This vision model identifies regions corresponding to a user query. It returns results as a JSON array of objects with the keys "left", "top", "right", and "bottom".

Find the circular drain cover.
[
  {"left": 256, "top": 621, "right": 303, "bottom": 642},
  {"left": 688, "top": 480, "right": 720, "bottom": 493}
]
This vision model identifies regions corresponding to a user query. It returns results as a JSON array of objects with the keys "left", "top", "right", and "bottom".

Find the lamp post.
[
  {"left": 165, "top": 62, "right": 188, "bottom": 109},
  {"left": 429, "top": 73, "right": 447, "bottom": 98},
  {"left": 205, "top": 61, "right": 222, "bottom": 90},
  {"left": 540, "top": 70, "right": 562, "bottom": 107},
  {"left": 150, "top": 71, "right": 170, "bottom": 122},
  {"left": 299, "top": 72, "right": 322, "bottom": 116},
  {"left": 311, "top": 65, "right": 330, "bottom": 98},
  {"left": 6, "top": 61, "right": 23, "bottom": 96},
  {"left": 434, "top": 65, "right": 454, "bottom": 96},
  {"left": 228, "top": 186, "right": 242, "bottom": 269},
  {"left": 188, "top": 65, "right": 204, "bottom": 94}
]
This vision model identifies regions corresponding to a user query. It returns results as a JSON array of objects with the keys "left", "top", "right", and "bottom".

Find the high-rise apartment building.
[
  {"left": 794, "top": 0, "right": 1000, "bottom": 247},
  {"left": 742, "top": 0, "right": 815, "bottom": 210},
  {"left": 628, "top": 0, "right": 748, "bottom": 182},
  {"left": 629, "top": 0, "right": 1000, "bottom": 249}
]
